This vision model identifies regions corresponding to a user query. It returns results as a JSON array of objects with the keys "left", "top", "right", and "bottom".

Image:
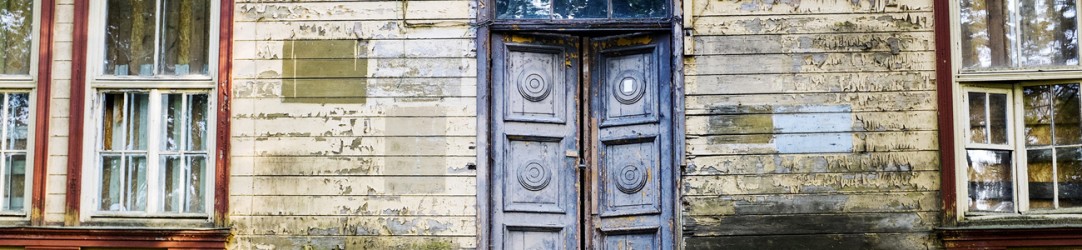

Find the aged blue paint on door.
[
  {"left": 491, "top": 33, "right": 582, "bottom": 250},
  {"left": 489, "top": 32, "right": 673, "bottom": 249},
  {"left": 588, "top": 33, "right": 674, "bottom": 250}
]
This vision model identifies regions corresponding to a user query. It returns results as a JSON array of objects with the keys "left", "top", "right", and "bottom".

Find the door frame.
[{"left": 473, "top": 1, "right": 688, "bottom": 248}]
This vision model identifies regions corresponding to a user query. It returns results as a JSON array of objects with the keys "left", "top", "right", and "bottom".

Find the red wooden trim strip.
[
  {"left": 0, "top": 227, "right": 228, "bottom": 249},
  {"left": 933, "top": 0, "right": 957, "bottom": 223},
  {"left": 30, "top": 0, "right": 55, "bottom": 226},
  {"left": 64, "top": 0, "right": 89, "bottom": 226},
  {"left": 213, "top": 0, "right": 234, "bottom": 227}
]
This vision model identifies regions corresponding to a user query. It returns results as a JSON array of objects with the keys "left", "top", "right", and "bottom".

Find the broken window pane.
[
  {"left": 0, "top": 0, "right": 33, "bottom": 75},
  {"left": 967, "top": 149, "right": 1015, "bottom": 212}
]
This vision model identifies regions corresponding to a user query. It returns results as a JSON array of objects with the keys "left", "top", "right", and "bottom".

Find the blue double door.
[{"left": 489, "top": 32, "right": 675, "bottom": 249}]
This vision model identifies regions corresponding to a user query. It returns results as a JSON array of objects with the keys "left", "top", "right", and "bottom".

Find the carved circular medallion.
[
  {"left": 615, "top": 164, "right": 647, "bottom": 194},
  {"left": 518, "top": 161, "right": 552, "bottom": 191},
  {"left": 518, "top": 73, "right": 552, "bottom": 102},
  {"left": 612, "top": 73, "right": 645, "bottom": 105}
]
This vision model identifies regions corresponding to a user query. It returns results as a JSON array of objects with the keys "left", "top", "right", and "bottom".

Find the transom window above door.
[{"left": 496, "top": 0, "right": 670, "bottom": 19}]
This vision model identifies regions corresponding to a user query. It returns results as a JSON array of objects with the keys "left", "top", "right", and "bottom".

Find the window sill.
[
  {"left": 957, "top": 70, "right": 1082, "bottom": 82},
  {"left": 0, "top": 226, "right": 229, "bottom": 249},
  {"left": 939, "top": 226, "right": 1082, "bottom": 249}
]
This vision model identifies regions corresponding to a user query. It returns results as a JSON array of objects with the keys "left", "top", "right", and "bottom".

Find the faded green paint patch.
[{"left": 282, "top": 40, "right": 368, "bottom": 104}]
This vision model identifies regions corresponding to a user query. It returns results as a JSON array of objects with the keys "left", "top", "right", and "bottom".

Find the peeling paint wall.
[
  {"left": 230, "top": 1, "right": 477, "bottom": 248},
  {"left": 682, "top": 0, "right": 941, "bottom": 248}
]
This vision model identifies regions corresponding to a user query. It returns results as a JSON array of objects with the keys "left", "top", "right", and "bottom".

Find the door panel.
[
  {"left": 491, "top": 33, "right": 581, "bottom": 250},
  {"left": 589, "top": 33, "right": 674, "bottom": 250}
]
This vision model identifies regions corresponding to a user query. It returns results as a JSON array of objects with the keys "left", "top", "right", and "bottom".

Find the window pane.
[
  {"left": 612, "top": 0, "right": 668, "bottom": 18},
  {"left": 186, "top": 155, "right": 205, "bottom": 213},
  {"left": 3, "top": 153, "right": 24, "bottom": 211},
  {"left": 99, "top": 155, "right": 147, "bottom": 212},
  {"left": 128, "top": 93, "right": 149, "bottom": 150},
  {"left": 0, "top": 0, "right": 33, "bottom": 75},
  {"left": 6, "top": 93, "right": 28, "bottom": 150},
  {"left": 969, "top": 92, "right": 989, "bottom": 144},
  {"left": 127, "top": 155, "right": 147, "bottom": 211},
  {"left": 99, "top": 155, "right": 121, "bottom": 211},
  {"left": 1054, "top": 84, "right": 1082, "bottom": 144},
  {"left": 990, "top": 93, "right": 1009, "bottom": 144},
  {"left": 160, "top": 0, "right": 210, "bottom": 76},
  {"left": 1025, "top": 85, "right": 1054, "bottom": 146},
  {"left": 960, "top": 0, "right": 1013, "bottom": 69},
  {"left": 967, "top": 149, "right": 1015, "bottom": 212},
  {"left": 1029, "top": 148, "right": 1056, "bottom": 209},
  {"left": 1018, "top": 0, "right": 1079, "bottom": 67},
  {"left": 104, "top": 0, "right": 157, "bottom": 76},
  {"left": 188, "top": 94, "right": 208, "bottom": 151},
  {"left": 497, "top": 0, "right": 552, "bottom": 19},
  {"left": 1057, "top": 147, "right": 1082, "bottom": 208},
  {"left": 162, "top": 94, "right": 182, "bottom": 151},
  {"left": 161, "top": 155, "right": 181, "bottom": 212},
  {"left": 554, "top": 0, "right": 606, "bottom": 18}
]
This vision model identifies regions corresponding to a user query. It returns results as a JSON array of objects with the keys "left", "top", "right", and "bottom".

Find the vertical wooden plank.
[
  {"left": 214, "top": 0, "right": 234, "bottom": 227},
  {"left": 64, "top": 0, "right": 88, "bottom": 227},
  {"left": 935, "top": 0, "right": 958, "bottom": 225},
  {"left": 31, "top": 0, "right": 56, "bottom": 227}
]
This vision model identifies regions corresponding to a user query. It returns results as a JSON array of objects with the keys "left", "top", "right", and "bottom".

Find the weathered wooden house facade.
[{"left": 0, "top": 0, "right": 1078, "bottom": 249}]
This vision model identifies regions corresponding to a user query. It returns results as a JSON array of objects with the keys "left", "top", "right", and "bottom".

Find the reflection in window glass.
[
  {"left": 554, "top": 0, "right": 606, "bottom": 18},
  {"left": 967, "top": 149, "right": 1015, "bottom": 213},
  {"left": 104, "top": 0, "right": 211, "bottom": 76},
  {"left": 959, "top": 0, "right": 1080, "bottom": 70},
  {"left": 497, "top": 0, "right": 552, "bottom": 19},
  {"left": 0, "top": 93, "right": 29, "bottom": 212},
  {"left": 1023, "top": 83, "right": 1082, "bottom": 209},
  {"left": 968, "top": 91, "right": 1010, "bottom": 145},
  {"left": 0, "top": 0, "right": 33, "bottom": 75},
  {"left": 612, "top": 0, "right": 668, "bottom": 18},
  {"left": 1019, "top": 0, "right": 1079, "bottom": 67},
  {"left": 497, "top": 0, "right": 669, "bottom": 19}
]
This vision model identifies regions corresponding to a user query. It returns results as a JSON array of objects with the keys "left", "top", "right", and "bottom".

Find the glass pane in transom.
[{"left": 497, "top": 0, "right": 670, "bottom": 19}]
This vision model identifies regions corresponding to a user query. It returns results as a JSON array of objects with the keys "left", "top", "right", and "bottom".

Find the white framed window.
[
  {"left": 82, "top": 0, "right": 217, "bottom": 219},
  {"left": 0, "top": 0, "right": 40, "bottom": 217}
]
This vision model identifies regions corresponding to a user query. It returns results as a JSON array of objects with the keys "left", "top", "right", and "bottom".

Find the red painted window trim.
[
  {"left": 65, "top": 0, "right": 233, "bottom": 227},
  {"left": 941, "top": 227, "right": 1082, "bottom": 249},
  {"left": 30, "top": 0, "right": 55, "bottom": 226},
  {"left": 933, "top": 0, "right": 957, "bottom": 223}
]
